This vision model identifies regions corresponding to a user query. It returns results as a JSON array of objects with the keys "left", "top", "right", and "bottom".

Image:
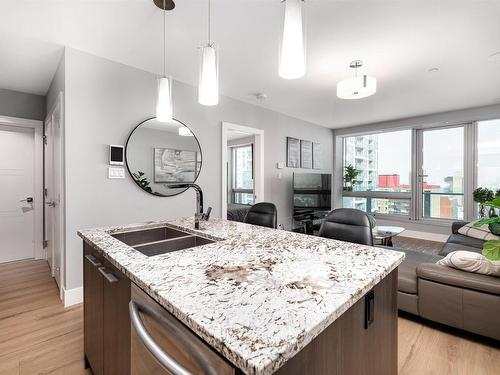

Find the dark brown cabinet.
[
  {"left": 275, "top": 269, "right": 398, "bottom": 375},
  {"left": 83, "top": 238, "right": 397, "bottom": 375},
  {"left": 84, "top": 243, "right": 131, "bottom": 375}
]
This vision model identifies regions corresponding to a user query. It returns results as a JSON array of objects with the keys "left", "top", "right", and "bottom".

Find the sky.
[
  {"left": 477, "top": 119, "right": 500, "bottom": 190},
  {"left": 377, "top": 130, "right": 412, "bottom": 185}
]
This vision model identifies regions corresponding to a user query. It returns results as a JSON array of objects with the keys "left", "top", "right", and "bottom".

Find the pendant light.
[
  {"left": 279, "top": 0, "right": 306, "bottom": 79},
  {"left": 198, "top": 0, "right": 219, "bottom": 106},
  {"left": 337, "top": 60, "right": 377, "bottom": 100},
  {"left": 156, "top": 0, "right": 173, "bottom": 122}
]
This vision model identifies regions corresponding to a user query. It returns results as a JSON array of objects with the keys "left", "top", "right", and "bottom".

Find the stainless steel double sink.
[{"left": 111, "top": 226, "right": 216, "bottom": 257}]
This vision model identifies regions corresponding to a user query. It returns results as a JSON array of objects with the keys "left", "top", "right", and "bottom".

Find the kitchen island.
[{"left": 78, "top": 217, "right": 404, "bottom": 375}]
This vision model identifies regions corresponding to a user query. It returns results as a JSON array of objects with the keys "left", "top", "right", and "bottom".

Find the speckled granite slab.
[{"left": 78, "top": 217, "right": 404, "bottom": 375}]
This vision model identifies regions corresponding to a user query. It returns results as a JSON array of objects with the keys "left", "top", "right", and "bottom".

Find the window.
[
  {"left": 341, "top": 120, "right": 500, "bottom": 222},
  {"left": 231, "top": 145, "right": 254, "bottom": 205},
  {"left": 477, "top": 119, "right": 500, "bottom": 191},
  {"left": 343, "top": 197, "right": 411, "bottom": 216},
  {"left": 420, "top": 126, "right": 464, "bottom": 220},
  {"left": 343, "top": 130, "right": 412, "bottom": 217}
]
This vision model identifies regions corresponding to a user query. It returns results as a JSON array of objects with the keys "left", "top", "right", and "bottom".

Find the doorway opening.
[
  {"left": 221, "top": 122, "right": 264, "bottom": 221},
  {"left": 0, "top": 116, "right": 44, "bottom": 263}
]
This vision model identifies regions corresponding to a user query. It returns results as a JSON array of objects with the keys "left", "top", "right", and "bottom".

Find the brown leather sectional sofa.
[{"left": 396, "top": 221, "right": 500, "bottom": 341}]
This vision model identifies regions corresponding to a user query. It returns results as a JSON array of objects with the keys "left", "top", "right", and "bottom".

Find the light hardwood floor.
[
  {"left": 1, "top": 260, "right": 499, "bottom": 375},
  {"left": 0, "top": 260, "right": 90, "bottom": 375}
]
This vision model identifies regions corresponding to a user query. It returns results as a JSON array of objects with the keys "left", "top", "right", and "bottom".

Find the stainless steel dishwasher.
[{"left": 129, "top": 284, "right": 236, "bottom": 375}]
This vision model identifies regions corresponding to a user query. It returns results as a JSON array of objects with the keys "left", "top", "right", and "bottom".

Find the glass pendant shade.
[
  {"left": 156, "top": 76, "right": 173, "bottom": 122},
  {"left": 178, "top": 127, "right": 193, "bottom": 136},
  {"left": 279, "top": 0, "right": 305, "bottom": 79},
  {"left": 336, "top": 75, "right": 377, "bottom": 99},
  {"left": 198, "top": 43, "right": 219, "bottom": 106}
]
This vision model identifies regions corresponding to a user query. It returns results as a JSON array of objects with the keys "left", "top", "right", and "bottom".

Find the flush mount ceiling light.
[
  {"left": 336, "top": 60, "right": 377, "bottom": 100},
  {"left": 155, "top": 0, "right": 174, "bottom": 122},
  {"left": 198, "top": 0, "right": 219, "bottom": 106},
  {"left": 279, "top": 0, "right": 306, "bottom": 79}
]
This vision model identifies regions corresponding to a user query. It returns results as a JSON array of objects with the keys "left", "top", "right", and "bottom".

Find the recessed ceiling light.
[
  {"left": 488, "top": 52, "right": 500, "bottom": 61},
  {"left": 428, "top": 67, "right": 439, "bottom": 73}
]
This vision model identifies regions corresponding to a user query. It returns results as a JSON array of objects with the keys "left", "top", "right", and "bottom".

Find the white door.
[
  {"left": 0, "top": 126, "right": 35, "bottom": 263},
  {"left": 45, "top": 99, "right": 63, "bottom": 288}
]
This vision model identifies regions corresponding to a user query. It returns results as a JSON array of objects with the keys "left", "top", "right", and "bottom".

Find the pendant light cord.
[
  {"left": 208, "top": 0, "right": 211, "bottom": 43},
  {"left": 163, "top": 0, "right": 166, "bottom": 77}
]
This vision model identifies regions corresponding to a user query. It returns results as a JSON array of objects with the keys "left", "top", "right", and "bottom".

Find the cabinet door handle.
[
  {"left": 85, "top": 254, "right": 101, "bottom": 267},
  {"left": 98, "top": 267, "right": 118, "bottom": 283},
  {"left": 129, "top": 301, "right": 194, "bottom": 375},
  {"left": 364, "top": 290, "right": 375, "bottom": 329}
]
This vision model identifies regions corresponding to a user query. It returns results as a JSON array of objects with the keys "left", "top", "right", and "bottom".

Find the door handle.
[
  {"left": 98, "top": 267, "right": 118, "bottom": 283},
  {"left": 45, "top": 201, "right": 56, "bottom": 207},
  {"left": 84, "top": 254, "right": 101, "bottom": 267},
  {"left": 129, "top": 301, "right": 194, "bottom": 375},
  {"left": 20, "top": 197, "right": 34, "bottom": 203}
]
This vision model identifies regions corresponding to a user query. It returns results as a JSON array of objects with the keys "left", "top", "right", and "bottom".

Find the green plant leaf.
[
  {"left": 485, "top": 197, "right": 500, "bottom": 209},
  {"left": 482, "top": 240, "right": 500, "bottom": 261},
  {"left": 474, "top": 216, "right": 500, "bottom": 227}
]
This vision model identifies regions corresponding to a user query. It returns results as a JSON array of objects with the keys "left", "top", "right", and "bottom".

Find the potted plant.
[
  {"left": 473, "top": 187, "right": 494, "bottom": 218},
  {"left": 343, "top": 164, "right": 360, "bottom": 192},
  {"left": 474, "top": 196, "right": 500, "bottom": 235}
]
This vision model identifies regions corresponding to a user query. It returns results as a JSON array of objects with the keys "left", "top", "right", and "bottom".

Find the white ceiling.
[{"left": 1, "top": 0, "right": 500, "bottom": 129}]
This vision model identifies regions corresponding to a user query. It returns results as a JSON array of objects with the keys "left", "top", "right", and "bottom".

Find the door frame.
[
  {"left": 221, "top": 122, "right": 264, "bottom": 218},
  {"left": 0, "top": 115, "right": 45, "bottom": 260},
  {"left": 45, "top": 92, "right": 65, "bottom": 299}
]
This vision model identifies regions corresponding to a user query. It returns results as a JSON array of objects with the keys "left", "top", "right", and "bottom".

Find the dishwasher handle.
[{"left": 129, "top": 301, "right": 194, "bottom": 375}]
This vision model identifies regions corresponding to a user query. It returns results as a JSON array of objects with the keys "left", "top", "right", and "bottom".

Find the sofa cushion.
[
  {"left": 446, "top": 233, "right": 485, "bottom": 249},
  {"left": 458, "top": 221, "right": 500, "bottom": 241},
  {"left": 397, "top": 248, "right": 442, "bottom": 294},
  {"left": 440, "top": 242, "right": 483, "bottom": 256},
  {"left": 437, "top": 250, "right": 500, "bottom": 277},
  {"left": 417, "top": 263, "right": 500, "bottom": 295}
]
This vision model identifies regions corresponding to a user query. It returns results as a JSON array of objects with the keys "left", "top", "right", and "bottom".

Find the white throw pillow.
[
  {"left": 437, "top": 251, "right": 500, "bottom": 277},
  {"left": 457, "top": 221, "right": 500, "bottom": 241}
]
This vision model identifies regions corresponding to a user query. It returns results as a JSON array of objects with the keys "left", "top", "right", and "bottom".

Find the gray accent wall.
[
  {"left": 0, "top": 88, "right": 46, "bottom": 120},
  {"left": 60, "top": 48, "right": 333, "bottom": 291}
]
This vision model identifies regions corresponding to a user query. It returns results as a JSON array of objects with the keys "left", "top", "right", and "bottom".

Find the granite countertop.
[{"left": 78, "top": 217, "right": 404, "bottom": 375}]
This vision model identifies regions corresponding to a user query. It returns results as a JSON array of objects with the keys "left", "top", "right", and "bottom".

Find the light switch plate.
[{"left": 108, "top": 167, "right": 125, "bottom": 179}]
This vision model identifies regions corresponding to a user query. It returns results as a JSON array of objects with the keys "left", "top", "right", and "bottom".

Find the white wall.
[{"left": 60, "top": 48, "right": 333, "bottom": 291}]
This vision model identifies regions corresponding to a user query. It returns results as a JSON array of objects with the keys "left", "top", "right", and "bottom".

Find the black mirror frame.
[{"left": 124, "top": 117, "right": 203, "bottom": 197}]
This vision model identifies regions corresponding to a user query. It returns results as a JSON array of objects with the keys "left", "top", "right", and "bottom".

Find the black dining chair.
[
  {"left": 318, "top": 208, "right": 374, "bottom": 246},
  {"left": 243, "top": 202, "right": 278, "bottom": 229}
]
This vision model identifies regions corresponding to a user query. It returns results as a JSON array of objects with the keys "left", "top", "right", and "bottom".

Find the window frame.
[
  {"left": 230, "top": 143, "right": 254, "bottom": 205},
  {"left": 341, "top": 121, "right": 481, "bottom": 223},
  {"left": 342, "top": 130, "right": 413, "bottom": 220}
]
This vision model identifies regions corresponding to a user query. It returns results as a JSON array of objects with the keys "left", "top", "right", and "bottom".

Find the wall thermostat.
[{"left": 109, "top": 145, "right": 124, "bottom": 165}]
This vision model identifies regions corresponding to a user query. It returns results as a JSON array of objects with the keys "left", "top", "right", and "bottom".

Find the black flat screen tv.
[{"left": 293, "top": 173, "right": 332, "bottom": 212}]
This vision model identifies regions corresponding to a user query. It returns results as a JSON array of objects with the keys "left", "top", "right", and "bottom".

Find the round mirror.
[{"left": 125, "top": 118, "right": 202, "bottom": 196}]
